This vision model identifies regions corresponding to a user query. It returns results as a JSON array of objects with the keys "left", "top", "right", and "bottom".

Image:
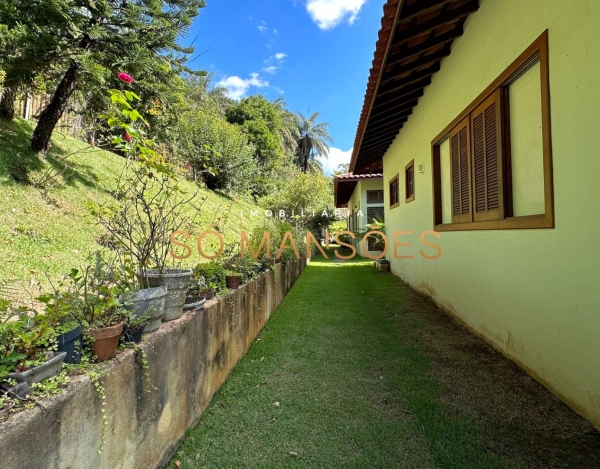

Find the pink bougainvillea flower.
[
  {"left": 125, "top": 133, "right": 131, "bottom": 142},
  {"left": 117, "top": 72, "right": 134, "bottom": 83}
]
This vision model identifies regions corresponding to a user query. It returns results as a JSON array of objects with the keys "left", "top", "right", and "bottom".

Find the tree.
[
  {"left": 334, "top": 163, "right": 350, "bottom": 175},
  {"left": 27, "top": 0, "right": 205, "bottom": 154},
  {"left": 178, "top": 105, "right": 258, "bottom": 193},
  {"left": 261, "top": 170, "right": 335, "bottom": 230},
  {"left": 273, "top": 96, "right": 300, "bottom": 158},
  {"left": 295, "top": 112, "right": 333, "bottom": 173},
  {"left": 225, "top": 95, "right": 285, "bottom": 166}
]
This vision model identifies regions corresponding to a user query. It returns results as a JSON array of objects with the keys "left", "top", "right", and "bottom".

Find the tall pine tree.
[{"left": 26, "top": 0, "right": 205, "bottom": 153}]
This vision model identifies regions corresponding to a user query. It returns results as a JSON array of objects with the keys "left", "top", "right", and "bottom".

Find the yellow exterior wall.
[
  {"left": 347, "top": 179, "right": 384, "bottom": 258},
  {"left": 382, "top": 0, "right": 600, "bottom": 427}
]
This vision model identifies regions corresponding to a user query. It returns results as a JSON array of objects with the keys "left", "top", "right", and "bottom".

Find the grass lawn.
[
  {"left": 171, "top": 255, "right": 507, "bottom": 468},
  {"left": 0, "top": 119, "right": 257, "bottom": 290}
]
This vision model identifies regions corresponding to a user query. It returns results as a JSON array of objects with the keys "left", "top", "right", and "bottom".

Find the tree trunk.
[
  {"left": 0, "top": 87, "right": 18, "bottom": 122},
  {"left": 31, "top": 61, "right": 79, "bottom": 154}
]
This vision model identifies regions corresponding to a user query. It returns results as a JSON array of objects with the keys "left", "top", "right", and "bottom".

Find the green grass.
[
  {"left": 170, "top": 255, "right": 507, "bottom": 468},
  {"left": 0, "top": 119, "right": 257, "bottom": 289}
]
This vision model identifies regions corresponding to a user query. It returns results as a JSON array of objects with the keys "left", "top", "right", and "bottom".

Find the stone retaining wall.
[{"left": 0, "top": 260, "right": 306, "bottom": 469}]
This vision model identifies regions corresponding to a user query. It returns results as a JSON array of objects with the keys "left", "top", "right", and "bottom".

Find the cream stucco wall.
[
  {"left": 382, "top": 0, "right": 600, "bottom": 427},
  {"left": 347, "top": 179, "right": 384, "bottom": 258}
]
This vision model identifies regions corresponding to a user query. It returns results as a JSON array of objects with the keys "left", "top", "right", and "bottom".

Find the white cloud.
[
  {"left": 306, "top": 0, "right": 367, "bottom": 30},
  {"left": 216, "top": 73, "right": 269, "bottom": 100},
  {"left": 275, "top": 52, "right": 287, "bottom": 62},
  {"left": 258, "top": 25, "right": 267, "bottom": 32},
  {"left": 274, "top": 28, "right": 278, "bottom": 34},
  {"left": 263, "top": 66, "right": 278, "bottom": 74},
  {"left": 317, "top": 147, "right": 352, "bottom": 175}
]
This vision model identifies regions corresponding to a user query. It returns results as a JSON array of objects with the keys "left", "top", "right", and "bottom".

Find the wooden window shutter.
[
  {"left": 449, "top": 117, "right": 472, "bottom": 223},
  {"left": 471, "top": 90, "right": 505, "bottom": 221},
  {"left": 367, "top": 206, "right": 385, "bottom": 223},
  {"left": 367, "top": 190, "right": 384, "bottom": 204}
]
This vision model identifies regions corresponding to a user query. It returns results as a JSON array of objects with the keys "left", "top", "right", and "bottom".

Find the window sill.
[
  {"left": 434, "top": 214, "right": 554, "bottom": 232},
  {"left": 390, "top": 203, "right": 400, "bottom": 210},
  {"left": 405, "top": 196, "right": 415, "bottom": 204}
]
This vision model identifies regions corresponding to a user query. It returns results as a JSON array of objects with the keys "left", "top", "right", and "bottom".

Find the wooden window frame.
[
  {"left": 389, "top": 174, "right": 400, "bottom": 209},
  {"left": 431, "top": 30, "right": 554, "bottom": 232},
  {"left": 366, "top": 190, "right": 384, "bottom": 204},
  {"left": 367, "top": 206, "right": 385, "bottom": 230},
  {"left": 405, "top": 160, "right": 415, "bottom": 203}
]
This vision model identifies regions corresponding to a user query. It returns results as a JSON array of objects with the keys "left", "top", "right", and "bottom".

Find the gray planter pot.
[
  {"left": 7, "top": 351, "right": 66, "bottom": 386},
  {"left": 121, "top": 285, "right": 167, "bottom": 333},
  {"left": 183, "top": 296, "right": 206, "bottom": 311},
  {"left": 141, "top": 269, "right": 193, "bottom": 321}
]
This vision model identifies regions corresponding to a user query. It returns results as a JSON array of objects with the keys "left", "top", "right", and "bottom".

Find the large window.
[
  {"left": 431, "top": 31, "right": 553, "bottom": 231},
  {"left": 389, "top": 175, "right": 399, "bottom": 209}
]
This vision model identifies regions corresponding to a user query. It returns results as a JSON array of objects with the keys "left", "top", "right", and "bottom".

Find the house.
[
  {"left": 348, "top": 0, "right": 600, "bottom": 428},
  {"left": 334, "top": 173, "right": 384, "bottom": 257}
]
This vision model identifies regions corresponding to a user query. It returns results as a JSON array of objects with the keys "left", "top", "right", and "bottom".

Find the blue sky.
[{"left": 184, "top": 0, "right": 384, "bottom": 173}]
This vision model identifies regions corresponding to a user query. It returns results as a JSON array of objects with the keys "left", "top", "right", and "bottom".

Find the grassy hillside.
[{"left": 0, "top": 119, "right": 258, "bottom": 290}]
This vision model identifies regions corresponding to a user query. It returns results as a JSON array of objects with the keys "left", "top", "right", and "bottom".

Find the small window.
[
  {"left": 367, "top": 206, "right": 384, "bottom": 224},
  {"left": 366, "top": 190, "right": 384, "bottom": 204},
  {"left": 389, "top": 175, "right": 399, "bottom": 209},
  {"left": 405, "top": 160, "right": 415, "bottom": 203}
]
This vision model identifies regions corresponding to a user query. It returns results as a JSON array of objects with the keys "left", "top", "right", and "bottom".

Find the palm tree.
[
  {"left": 273, "top": 97, "right": 300, "bottom": 157},
  {"left": 295, "top": 112, "right": 333, "bottom": 173},
  {"left": 306, "top": 158, "right": 324, "bottom": 173}
]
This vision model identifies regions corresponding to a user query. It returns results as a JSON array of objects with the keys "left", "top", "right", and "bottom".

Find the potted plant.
[
  {"left": 141, "top": 268, "right": 193, "bottom": 322},
  {"left": 55, "top": 321, "right": 83, "bottom": 365},
  {"left": 206, "top": 281, "right": 217, "bottom": 300},
  {"left": 225, "top": 271, "right": 243, "bottom": 290},
  {"left": 0, "top": 299, "right": 66, "bottom": 386},
  {"left": 192, "top": 261, "right": 227, "bottom": 297},
  {"left": 183, "top": 280, "right": 206, "bottom": 311},
  {"left": 90, "top": 88, "right": 197, "bottom": 325},
  {"left": 66, "top": 262, "right": 127, "bottom": 363},
  {"left": 121, "top": 312, "right": 148, "bottom": 344},
  {"left": 37, "top": 288, "right": 84, "bottom": 365}
]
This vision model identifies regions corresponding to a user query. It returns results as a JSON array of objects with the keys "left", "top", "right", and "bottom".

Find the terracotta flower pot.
[
  {"left": 89, "top": 323, "right": 124, "bottom": 362},
  {"left": 226, "top": 275, "right": 242, "bottom": 289}
]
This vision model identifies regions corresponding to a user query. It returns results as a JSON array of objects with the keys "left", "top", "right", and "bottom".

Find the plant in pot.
[
  {"left": 37, "top": 284, "right": 84, "bottom": 365},
  {"left": 65, "top": 262, "right": 127, "bottom": 363},
  {"left": 193, "top": 261, "right": 227, "bottom": 297},
  {"left": 121, "top": 312, "right": 148, "bottom": 344},
  {"left": 221, "top": 248, "right": 245, "bottom": 290},
  {"left": 0, "top": 298, "right": 65, "bottom": 386},
  {"left": 114, "top": 259, "right": 167, "bottom": 333},
  {"left": 90, "top": 89, "right": 201, "bottom": 325},
  {"left": 183, "top": 280, "right": 206, "bottom": 311},
  {"left": 197, "top": 278, "right": 210, "bottom": 299}
]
